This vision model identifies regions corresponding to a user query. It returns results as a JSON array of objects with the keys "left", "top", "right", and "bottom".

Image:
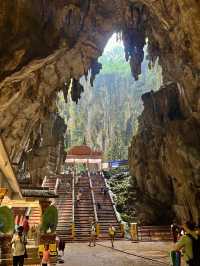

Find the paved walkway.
[{"left": 59, "top": 241, "right": 174, "bottom": 266}]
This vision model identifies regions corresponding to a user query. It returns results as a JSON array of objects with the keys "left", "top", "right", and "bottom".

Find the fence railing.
[
  {"left": 137, "top": 225, "right": 172, "bottom": 241},
  {"left": 88, "top": 171, "right": 98, "bottom": 223},
  {"left": 72, "top": 171, "right": 75, "bottom": 238},
  {"left": 101, "top": 172, "right": 121, "bottom": 223}
]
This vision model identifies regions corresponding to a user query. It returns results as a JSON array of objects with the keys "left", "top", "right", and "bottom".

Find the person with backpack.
[
  {"left": 173, "top": 221, "right": 200, "bottom": 266},
  {"left": 108, "top": 224, "right": 116, "bottom": 248},
  {"left": 88, "top": 221, "right": 96, "bottom": 247},
  {"left": 11, "top": 226, "right": 26, "bottom": 266}
]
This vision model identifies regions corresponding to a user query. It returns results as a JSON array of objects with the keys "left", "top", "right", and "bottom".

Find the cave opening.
[
  {"left": 57, "top": 32, "right": 164, "bottom": 224},
  {"left": 58, "top": 33, "right": 162, "bottom": 161}
]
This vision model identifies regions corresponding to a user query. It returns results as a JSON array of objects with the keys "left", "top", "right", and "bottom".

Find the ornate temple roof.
[{"left": 67, "top": 145, "right": 102, "bottom": 157}]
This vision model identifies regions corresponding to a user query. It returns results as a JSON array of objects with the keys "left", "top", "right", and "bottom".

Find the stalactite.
[
  {"left": 90, "top": 59, "right": 102, "bottom": 87},
  {"left": 71, "top": 78, "right": 84, "bottom": 104},
  {"left": 122, "top": 4, "right": 146, "bottom": 80}
]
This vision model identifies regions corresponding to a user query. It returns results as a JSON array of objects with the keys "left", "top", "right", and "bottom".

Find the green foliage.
[
  {"left": 0, "top": 206, "right": 14, "bottom": 234},
  {"left": 41, "top": 205, "right": 58, "bottom": 233},
  {"left": 99, "top": 47, "right": 131, "bottom": 76},
  {"left": 107, "top": 168, "right": 139, "bottom": 223}
]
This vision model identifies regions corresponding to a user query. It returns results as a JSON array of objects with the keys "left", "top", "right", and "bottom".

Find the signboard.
[{"left": 108, "top": 160, "right": 128, "bottom": 168}]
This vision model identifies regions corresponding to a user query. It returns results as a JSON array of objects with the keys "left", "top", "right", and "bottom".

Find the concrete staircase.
[
  {"left": 29, "top": 207, "right": 41, "bottom": 227},
  {"left": 91, "top": 173, "right": 122, "bottom": 240},
  {"left": 74, "top": 175, "right": 95, "bottom": 241},
  {"left": 43, "top": 174, "right": 73, "bottom": 242},
  {"left": 41, "top": 172, "right": 123, "bottom": 242}
]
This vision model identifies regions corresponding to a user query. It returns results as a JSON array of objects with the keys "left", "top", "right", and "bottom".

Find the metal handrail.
[
  {"left": 88, "top": 171, "right": 98, "bottom": 223},
  {"left": 72, "top": 171, "right": 75, "bottom": 224},
  {"left": 101, "top": 172, "right": 122, "bottom": 223}
]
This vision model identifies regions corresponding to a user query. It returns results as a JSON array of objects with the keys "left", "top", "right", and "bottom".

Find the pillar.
[{"left": 130, "top": 223, "right": 138, "bottom": 241}]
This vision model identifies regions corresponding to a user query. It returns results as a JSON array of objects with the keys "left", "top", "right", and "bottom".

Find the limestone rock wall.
[
  {"left": 17, "top": 113, "right": 66, "bottom": 186},
  {"left": 0, "top": 0, "right": 199, "bottom": 222},
  {"left": 129, "top": 82, "right": 200, "bottom": 223}
]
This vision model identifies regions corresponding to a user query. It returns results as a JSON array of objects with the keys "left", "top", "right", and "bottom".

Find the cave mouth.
[
  {"left": 58, "top": 32, "right": 162, "bottom": 161},
  {"left": 57, "top": 33, "right": 166, "bottom": 225}
]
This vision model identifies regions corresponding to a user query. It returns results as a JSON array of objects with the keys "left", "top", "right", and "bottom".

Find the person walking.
[
  {"left": 11, "top": 226, "right": 26, "bottom": 266},
  {"left": 96, "top": 202, "right": 101, "bottom": 210},
  {"left": 172, "top": 221, "right": 200, "bottom": 266},
  {"left": 76, "top": 191, "right": 82, "bottom": 206},
  {"left": 171, "top": 220, "right": 179, "bottom": 243},
  {"left": 22, "top": 216, "right": 29, "bottom": 241},
  {"left": 41, "top": 244, "right": 50, "bottom": 266},
  {"left": 88, "top": 221, "right": 96, "bottom": 247},
  {"left": 108, "top": 224, "right": 116, "bottom": 248},
  {"left": 58, "top": 239, "right": 65, "bottom": 257}
]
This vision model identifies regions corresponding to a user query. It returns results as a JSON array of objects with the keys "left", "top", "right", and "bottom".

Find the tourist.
[
  {"left": 11, "top": 226, "right": 26, "bottom": 266},
  {"left": 96, "top": 202, "right": 101, "bottom": 210},
  {"left": 58, "top": 238, "right": 65, "bottom": 257},
  {"left": 76, "top": 191, "right": 82, "bottom": 206},
  {"left": 56, "top": 235, "right": 60, "bottom": 254},
  {"left": 172, "top": 221, "right": 199, "bottom": 266},
  {"left": 22, "top": 216, "right": 29, "bottom": 241},
  {"left": 171, "top": 220, "right": 179, "bottom": 243},
  {"left": 103, "top": 187, "right": 109, "bottom": 201},
  {"left": 41, "top": 244, "right": 50, "bottom": 266},
  {"left": 88, "top": 221, "right": 96, "bottom": 247},
  {"left": 66, "top": 181, "right": 71, "bottom": 192},
  {"left": 108, "top": 224, "right": 116, "bottom": 248}
]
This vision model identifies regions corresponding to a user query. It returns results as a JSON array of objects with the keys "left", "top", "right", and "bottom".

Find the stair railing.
[
  {"left": 101, "top": 172, "right": 122, "bottom": 223},
  {"left": 88, "top": 171, "right": 99, "bottom": 235},
  {"left": 102, "top": 172, "right": 125, "bottom": 237},
  {"left": 72, "top": 171, "right": 75, "bottom": 239}
]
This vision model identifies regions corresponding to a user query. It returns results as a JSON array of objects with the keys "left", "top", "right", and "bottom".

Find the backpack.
[
  {"left": 187, "top": 234, "right": 200, "bottom": 266},
  {"left": 91, "top": 224, "right": 96, "bottom": 235}
]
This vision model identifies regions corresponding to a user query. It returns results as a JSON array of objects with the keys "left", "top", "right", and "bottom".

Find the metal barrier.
[
  {"left": 137, "top": 225, "right": 172, "bottom": 241},
  {"left": 88, "top": 171, "right": 99, "bottom": 235},
  {"left": 101, "top": 172, "right": 124, "bottom": 237},
  {"left": 72, "top": 171, "right": 75, "bottom": 239},
  {"left": 102, "top": 173, "right": 121, "bottom": 223}
]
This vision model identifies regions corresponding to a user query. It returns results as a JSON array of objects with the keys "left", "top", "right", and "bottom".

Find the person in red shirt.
[{"left": 22, "top": 216, "right": 30, "bottom": 241}]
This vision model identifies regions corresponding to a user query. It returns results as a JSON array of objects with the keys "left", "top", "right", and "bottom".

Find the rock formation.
[
  {"left": 129, "top": 82, "right": 200, "bottom": 223},
  {"left": 0, "top": 0, "right": 199, "bottom": 222}
]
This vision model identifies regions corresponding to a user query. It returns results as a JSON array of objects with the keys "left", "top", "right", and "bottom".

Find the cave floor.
[{"left": 57, "top": 240, "right": 178, "bottom": 266}]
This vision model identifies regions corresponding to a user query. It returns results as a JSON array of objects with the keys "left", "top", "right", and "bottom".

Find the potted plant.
[
  {"left": 0, "top": 206, "right": 14, "bottom": 264},
  {"left": 40, "top": 205, "right": 58, "bottom": 245}
]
